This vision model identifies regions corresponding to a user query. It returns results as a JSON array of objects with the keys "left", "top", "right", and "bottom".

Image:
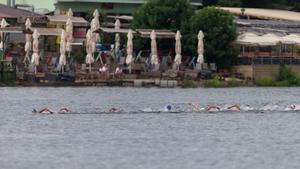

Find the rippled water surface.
[{"left": 1, "top": 87, "right": 300, "bottom": 169}]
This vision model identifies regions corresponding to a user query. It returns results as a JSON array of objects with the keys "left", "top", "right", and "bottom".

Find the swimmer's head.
[
  {"left": 166, "top": 105, "right": 172, "bottom": 111},
  {"left": 32, "top": 109, "right": 37, "bottom": 113}
]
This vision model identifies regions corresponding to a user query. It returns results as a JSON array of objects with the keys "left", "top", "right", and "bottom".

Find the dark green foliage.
[
  {"left": 256, "top": 76, "right": 276, "bottom": 86},
  {"left": 203, "top": 76, "right": 222, "bottom": 88},
  {"left": 256, "top": 65, "right": 300, "bottom": 87},
  {"left": 181, "top": 77, "right": 198, "bottom": 88},
  {"left": 131, "top": 0, "right": 195, "bottom": 52},
  {"left": 217, "top": 0, "right": 241, "bottom": 7},
  {"left": 189, "top": 7, "right": 237, "bottom": 69}
]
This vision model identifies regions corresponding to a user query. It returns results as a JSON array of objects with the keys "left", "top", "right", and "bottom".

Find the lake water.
[{"left": 1, "top": 87, "right": 300, "bottom": 169}]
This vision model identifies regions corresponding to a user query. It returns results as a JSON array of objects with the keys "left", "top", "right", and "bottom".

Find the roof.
[
  {"left": 47, "top": 15, "right": 89, "bottom": 27},
  {"left": 57, "top": 0, "right": 202, "bottom": 5},
  {"left": 0, "top": 27, "right": 23, "bottom": 33},
  {"left": 107, "top": 15, "right": 133, "bottom": 21},
  {"left": 220, "top": 7, "right": 300, "bottom": 22},
  {"left": 96, "top": 27, "right": 136, "bottom": 34},
  {"left": 26, "top": 28, "right": 64, "bottom": 36},
  {"left": 136, "top": 29, "right": 176, "bottom": 38},
  {"left": 0, "top": 4, "right": 43, "bottom": 19}
]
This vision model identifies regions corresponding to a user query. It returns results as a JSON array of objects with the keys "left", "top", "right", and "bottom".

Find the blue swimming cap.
[
  {"left": 166, "top": 105, "right": 172, "bottom": 110},
  {"left": 32, "top": 109, "right": 37, "bottom": 113}
]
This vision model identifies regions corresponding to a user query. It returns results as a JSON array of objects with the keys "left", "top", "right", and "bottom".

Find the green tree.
[
  {"left": 218, "top": 0, "right": 241, "bottom": 7},
  {"left": 131, "top": 0, "right": 195, "bottom": 51},
  {"left": 189, "top": 7, "right": 237, "bottom": 69}
]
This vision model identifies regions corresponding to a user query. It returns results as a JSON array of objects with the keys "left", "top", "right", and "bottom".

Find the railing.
[{"left": 237, "top": 57, "right": 300, "bottom": 65}]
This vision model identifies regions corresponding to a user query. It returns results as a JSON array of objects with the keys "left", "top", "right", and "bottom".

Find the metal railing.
[{"left": 237, "top": 57, "right": 300, "bottom": 65}]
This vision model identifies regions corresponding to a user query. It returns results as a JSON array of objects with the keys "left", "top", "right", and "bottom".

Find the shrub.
[
  {"left": 203, "top": 76, "right": 222, "bottom": 88},
  {"left": 227, "top": 78, "right": 242, "bottom": 87},
  {"left": 182, "top": 77, "right": 198, "bottom": 88},
  {"left": 256, "top": 76, "right": 275, "bottom": 86}
]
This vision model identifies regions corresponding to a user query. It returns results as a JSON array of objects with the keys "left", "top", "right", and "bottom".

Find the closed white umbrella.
[
  {"left": 59, "top": 30, "right": 67, "bottom": 72},
  {"left": 85, "top": 29, "right": 94, "bottom": 72},
  {"left": 31, "top": 29, "right": 40, "bottom": 74},
  {"left": 0, "top": 18, "right": 9, "bottom": 50},
  {"left": 197, "top": 30, "right": 205, "bottom": 64},
  {"left": 24, "top": 18, "right": 32, "bottom": 65},
  {"left": 174, "top": 30, "right": 182, "bottom": 66},
  {"left": 66, "top": 18, "right": 73, "bottom": 55},
  {"left": 150, "top": 30, "right": 159, "bottom": 65},
  {"left": 91, "top": 9, "right": 100, "bottom": 43},
  {"left": 67, "top": 8, "right": 73, "bottom": 17},
  {"left": 115, "top": 19, "right": 121, "bottom": 55},
  {"left": 126, "top": 29, "right": 133, "bottom": 65}
]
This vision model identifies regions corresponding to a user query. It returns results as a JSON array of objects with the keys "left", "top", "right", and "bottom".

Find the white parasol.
[
  {"left": 174, "top": 30, "right": 182, "bottom": 66},
  {"left": 65, "top": 18, "right": 73, "bottom": 54},
  {"left": 126, "top": 29, "right": 133, "bottom": 65},
  {"left": 150, "top": 30, "right": 159, "bottom": 65},
  {"left": 59, "top": 30, "right": 67, "bottom": 72},
  {"left": 24, "top": 18, "right": 32, "bottom": 65},
  {"left": 91, "top": 9, "right": 100, "bottom": 43},
  {"left": 85, "top": 29, "right": 94, "bottom": 72},
  {"left": 31, "top": 29, "right": 40, "bottom": 74},
  {"left": 197, "top": 30, "right": 205, "bottom": 64},
  {"left": 0, "top": 19, "right": 9, "bottom": 50},
  {"left": 114, "top": 19, "right": 121, "bottom": 55}
]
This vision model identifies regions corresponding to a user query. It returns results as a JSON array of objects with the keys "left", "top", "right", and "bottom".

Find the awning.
[
  {"left": 96, "top": 27, "right": 137, "bottom": 34},
  {"left": 0, "top": 27, "right": 23, "bottom": 33},
  {"left": 258, "top": 33, "right": 281, "bottom": 46},
  {"left": 236, "top": 32, "right": 260, "bottom": 45},
  {"left": 24, "top": 28, "right": 64, "bottom": 36},
  {"left": 136, "top": 29, "right": 176, "bottom": 38},
  {"left": 47, "top": 15, "right": 89, "bottom": 27}
]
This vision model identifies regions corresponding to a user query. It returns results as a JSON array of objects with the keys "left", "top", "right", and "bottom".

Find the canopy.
[
  {"left": 236, "top": 32, "right": 260, "bottom": 46},
  {"left": 258, "top": 33, "right": 281, "bottom": 46},
  {"left": 137, "top": 29, "right": 176, "bottom": 38}
]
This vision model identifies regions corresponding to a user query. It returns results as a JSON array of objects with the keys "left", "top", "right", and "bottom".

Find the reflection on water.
[{"left": 1, "top": 87, "right": 300, "bottom": 169}]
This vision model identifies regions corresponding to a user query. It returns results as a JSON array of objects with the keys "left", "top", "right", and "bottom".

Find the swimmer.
[
  {"left": 164, "top": 105, "right": 173, "bottom": 112},
  {"left": 284, "top": 104, "right": 297, "bottom": 111},
  {"left": 188, "top": 102, "right": 200, "bottom": 112},
  {"left": 226, "top": 104, "right": 241, "bottom": 111},
  {"left": 205, "top": 104, "right": 220, "bottom": 112},
  {"left": 241, "top": 104, "right": 254, "bottom": 111},
  {"left": 32, "top": 108, "right": 54, "bottom": 114},
  {"left": 58, "top": 107, "right": 71, "bottom": 113},
  {"left": 108, "top": 107, "right": 121, "bottom": 113}
]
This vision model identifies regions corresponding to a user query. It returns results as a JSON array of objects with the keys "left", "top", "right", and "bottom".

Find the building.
[
  {"left": 55, "top": 0, "right": 203, "bottom": 16},
  {"left": 220, "top": 7, "right": 300, "bottom": 80}
]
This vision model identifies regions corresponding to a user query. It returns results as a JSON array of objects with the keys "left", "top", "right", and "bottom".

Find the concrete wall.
[{"left": 233, "top": 65, "right": 300, "bottom": 80}]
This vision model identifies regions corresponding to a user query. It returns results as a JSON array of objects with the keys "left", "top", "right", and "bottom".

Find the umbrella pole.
[{"left": 89, "top": 64, "right": 91, "bottom": 72}]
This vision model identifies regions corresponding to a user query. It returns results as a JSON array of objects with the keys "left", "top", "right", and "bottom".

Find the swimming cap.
[
  {"left": 32, "top": 109, "right": 37, "bottom": 113},
  {"left": 166, "top": 105, "right": 172, "bottom": 110}
]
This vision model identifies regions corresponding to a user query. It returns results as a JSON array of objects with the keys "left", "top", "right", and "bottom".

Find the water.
[{"left": 1, "top": 87, "right": 300, "bottom": 169}]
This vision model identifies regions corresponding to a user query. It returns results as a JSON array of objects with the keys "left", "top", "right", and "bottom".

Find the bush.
[
  {"left": 227, "top": 78, "right": 242, "bottom": 87},
  {"left": 256, "top": 76, "right": 275, "bottom": 86},
  {"left": 203, "top": 76, "right": 222, "bottom": 88},
  {"left": 182, "top": 77, "right": 198, "bottom": 88},
  {"left": 276, "top": 65, "right": 297, "bottom": 85}
]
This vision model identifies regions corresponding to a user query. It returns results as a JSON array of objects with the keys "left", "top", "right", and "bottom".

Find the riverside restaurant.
[{"left": 0, "top": 8, "right": 208, "bottom": 86}]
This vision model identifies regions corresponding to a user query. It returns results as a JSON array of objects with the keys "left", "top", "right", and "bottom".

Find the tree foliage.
[
  {"left": 131, "top": 0, "right": 195, "bottom": 51},
  {"left": 189, "top": 7, "right": 237, "bottom": 69}
]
